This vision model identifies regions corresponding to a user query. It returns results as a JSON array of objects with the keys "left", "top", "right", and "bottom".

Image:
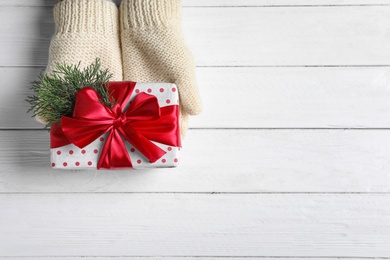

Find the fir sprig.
[{"left": 27, "top": 59, "right": 113, "bottom": 128}]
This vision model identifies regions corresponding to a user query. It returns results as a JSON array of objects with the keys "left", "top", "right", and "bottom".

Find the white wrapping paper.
[{"left": 51, "top": 83, "right": 180, "bottom": 170}]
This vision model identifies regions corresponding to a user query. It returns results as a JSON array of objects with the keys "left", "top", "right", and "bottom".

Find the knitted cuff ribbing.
[
  {"left": 54, "top": 0, "right": 119, "bottom": 34},
  {"left": 120, "top": 0, "right": 181, "bottom": 29}
]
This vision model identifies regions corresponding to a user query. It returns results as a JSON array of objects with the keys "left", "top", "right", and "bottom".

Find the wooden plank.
[
  {"left": 192, "top": 66, "right": 390, "bottom": 128},
  {"left": 1, "top": 129, "right": 390, "bottom": 193},
  {"left": 0, "top": 6, "right": 389, "bottom": 66},
  {"left": 183, "top": 0, "right": 390, "bottom": 6},
  {"left": 1, "top": 194, "right": 389, "bottom": 256},
  {"left": 1, "top": 0, "right": 389, "bottom": 7},
  {"left": 184, "top": 6, "right": 390, "bottom": 66},
  {"left": 0, "top": 258, "right": 380, "bottom": 260},
  {"left": 4, "top": 67, "right": 390, "bottom": 129}
]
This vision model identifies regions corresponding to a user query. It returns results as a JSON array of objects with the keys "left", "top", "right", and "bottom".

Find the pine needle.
[{"left": 26, "top": 59, "right": 113, "bottom": 129}]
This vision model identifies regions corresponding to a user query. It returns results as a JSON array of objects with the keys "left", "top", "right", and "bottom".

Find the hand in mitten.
[
  {"left": 120, "top": 0, "right": 202, "bottom": 136},
  {"left": 37, "top": 0, "right": 122, "bottom": 124}
]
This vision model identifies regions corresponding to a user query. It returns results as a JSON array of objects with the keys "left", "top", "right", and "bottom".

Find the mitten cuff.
[
  {"left": 120, "top": 0, "right": 181, "bottom": 29},
  {"left": 54, "top": 0, "right": 119, "bottom": 34}
]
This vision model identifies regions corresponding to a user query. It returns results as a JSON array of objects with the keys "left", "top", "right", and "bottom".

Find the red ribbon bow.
[{"left": 50, "top": 81, "right": 181, "bottom": 169}]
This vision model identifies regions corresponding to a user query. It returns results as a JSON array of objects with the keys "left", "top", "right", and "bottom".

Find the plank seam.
[
  {"left": 3, "top": 4, "right": 390, "bottom": 7},
  {"left": 0, "top": 256, "right": 389, "bottom": 259},
  {"left": 196, "top": 65, "right": 390, "bottom": 68},
  {"left": 2, "top": 65, "right": 390, "bottom": 69},
  {"left": 1, "top": 192, "right": 390, "bottom": 195},
  {"left": 185, "top": 4, "right": 390, "bottom": 7}
]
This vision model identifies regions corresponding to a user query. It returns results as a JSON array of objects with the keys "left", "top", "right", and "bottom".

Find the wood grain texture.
[
  {"left": 0, "top": 6, "right": 389, "bottom": 67},
  {"left": 1, "top": 129, "right": 390, "bottom": 193},
  {"left": 4, "top": 67, "right": 390, "bottom": 129},
  {"left": 2, "top": 0, "right": 389, "bottom": 7},
  {"left": 1, "top": 194, "right": 389, "bottom": 257},
  {"left": 183, "top": 0, "right": 390, "bottom": 6},
  {"left": 0, "top": 259, "right": 382, "bottom": 260},
  {"left": 1, "top": 0, "right": 389, "bottom": 258}
]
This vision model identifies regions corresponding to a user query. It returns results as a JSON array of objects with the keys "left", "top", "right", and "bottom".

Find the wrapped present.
[{"left": 50, "top": 81, "right": 181, "bottom": 170}]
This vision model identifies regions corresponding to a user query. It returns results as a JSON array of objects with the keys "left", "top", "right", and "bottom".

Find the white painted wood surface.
[
  {"left": 1, "top": 130, "right": 390, "bottom": 193},
  {"left": 3, "top": 67, "right": 390, "bottom": 129},
  {"left": 0, "top": 259, "right": 380, "bottom": 260},
  {"left": 0, "top": 259, "right": 378, "bottom": 260},
  {"left": 1, "top": 5, "right": 390, "bottom": 67},
  {"left": 5, "top": 0, "right": 390, "bottom": 6},
  {"left": 0, "top": 0, "right": 389, "bottom": 258},
  {"left": 1, "top": 194, "right": 390, "bottom": 257}
]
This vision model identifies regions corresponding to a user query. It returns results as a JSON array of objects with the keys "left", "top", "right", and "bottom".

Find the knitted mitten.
[
  {"left": 37, "top": 0, "right": 122, "bottom": 124},
  {"left": 47, "top": 0, "right": 122, "bottom": 79},
  {"left": 120, "top": 0, "right": 202, "bottom": 136}
]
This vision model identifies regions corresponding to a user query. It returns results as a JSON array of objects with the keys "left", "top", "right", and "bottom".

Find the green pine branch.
[{"left": 27, "top": 59, "right": 113, "bottom": 129}]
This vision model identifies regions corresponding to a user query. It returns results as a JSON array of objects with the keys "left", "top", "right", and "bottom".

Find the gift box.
[{"left": 50, "top": 81, "right": 181, "bottom": 170}]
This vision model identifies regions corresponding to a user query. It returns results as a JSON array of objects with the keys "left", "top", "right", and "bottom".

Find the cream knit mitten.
[
  {"left": 120, "top": 0, "right": 202, "bottom": 136},
  {"left": 37, "top": 0, "right": 122, "bottom": 124},
  {"left": 46, "top": 0, "right": 122, "bottom": 80}
]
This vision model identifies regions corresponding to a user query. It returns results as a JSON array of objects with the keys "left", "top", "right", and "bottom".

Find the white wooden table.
[{"left": 0, "top": 0, "right": 390, "bottom": 258}]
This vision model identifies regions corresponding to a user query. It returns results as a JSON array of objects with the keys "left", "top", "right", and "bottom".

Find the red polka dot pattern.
[
  {"left": 51, "top": 84, "right": 181, "bottom": 169},
  {"left": 130, "top": 83, "right": 179, "bottom": 108},
  {"left": 52, "top": 134, "right": 180, "bottom": 169}
]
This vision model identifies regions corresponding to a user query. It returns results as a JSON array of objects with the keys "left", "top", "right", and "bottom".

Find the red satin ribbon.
[{"left": 50, "top": 81, "right": 181, "bottom": 169}]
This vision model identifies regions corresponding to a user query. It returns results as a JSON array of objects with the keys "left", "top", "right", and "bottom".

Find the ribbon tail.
[
  {"left": 98, "top": 129, "right": 133, "bottom": 169},
  {"left": 120, "top": 128, "right": 166, "bottom": 163}
]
